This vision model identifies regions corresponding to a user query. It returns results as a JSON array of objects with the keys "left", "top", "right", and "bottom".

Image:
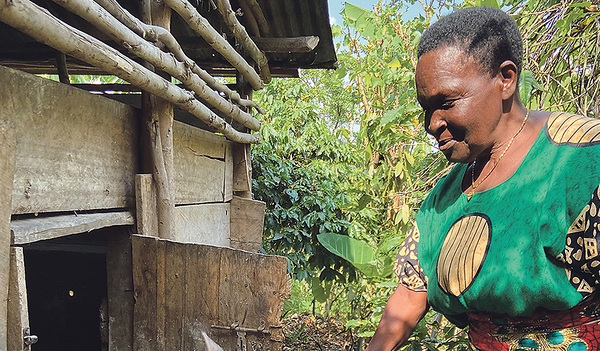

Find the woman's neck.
[{"left": 462, "top": 109, "right": 550, "bottom": 195}]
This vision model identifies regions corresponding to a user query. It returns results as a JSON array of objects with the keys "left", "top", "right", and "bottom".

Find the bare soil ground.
[{"left": 281, "top": 313, "right": 364, "bottom": 351}]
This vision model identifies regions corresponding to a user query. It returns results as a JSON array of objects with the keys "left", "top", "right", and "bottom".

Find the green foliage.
[
  {"left": 252, "top": 71, "right": 362, "bottom": 288},
  {"left": 38, "top": 74, "right": 127, "bottom": 84},
  {"left": 283, "top": 279, "right": 315, "bottom": 317},
  {"left": 512, "top": 0, "right": 600, "bottom": 116},
  {"left": 317, "top": 233, "right": 382, "bottom": 277}
]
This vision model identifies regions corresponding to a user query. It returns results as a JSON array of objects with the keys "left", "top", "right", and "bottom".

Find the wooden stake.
[
  {"left": 55, "top": 51, "right": 70, "bottom": 84},
  {"left": 135, "top": 174, "right": 158, "bottom": 237},
  {"left": 232, "top": 72, "right": 253, "bottom": 199}
]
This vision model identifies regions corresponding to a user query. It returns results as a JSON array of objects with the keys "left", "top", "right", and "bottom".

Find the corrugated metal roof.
[{"left": 0, "top": 0, "right": 337, "bottom": 77}]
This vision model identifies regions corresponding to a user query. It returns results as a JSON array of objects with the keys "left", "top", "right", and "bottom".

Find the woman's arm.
[{"left": 365, "top": 283, "right": 429, "bottom": 351}]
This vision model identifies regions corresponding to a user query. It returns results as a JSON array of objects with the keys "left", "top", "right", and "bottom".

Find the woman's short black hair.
[{"left": 417, "top": 7, "right": 523, "bottom": 77}]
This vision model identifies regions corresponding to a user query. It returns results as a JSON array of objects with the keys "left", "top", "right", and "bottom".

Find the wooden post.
[
  {"left": 232, "top": 72, "right": 253, "bottom": 199},
  {"left": 7, "top": 248, "right": 31, "bottom": 351},
  {"left": 140, "top": 0, "right": 175, "bottom": 239},
  {"left": 135, "top": 174, "right": 158, "bottom": 236},
  {"left": 0, "top": 119, "right": 16, "bottom": 351}
]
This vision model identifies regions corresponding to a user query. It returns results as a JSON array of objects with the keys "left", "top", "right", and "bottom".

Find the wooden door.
[{"left": 131, "top": 235, "right": 289, "bottom": 351}]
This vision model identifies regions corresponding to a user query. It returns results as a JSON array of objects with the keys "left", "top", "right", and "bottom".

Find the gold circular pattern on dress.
[
  {"left": 547, "top": 112, "right": 600, "bottom": 145},
  {"left": 437, "top": 213, "right": 491, "bottom": 297}
]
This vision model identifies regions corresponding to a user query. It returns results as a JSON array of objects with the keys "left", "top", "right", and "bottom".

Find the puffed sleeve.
[
  {"left": 556, "top": 185, "right": 600, "bottom": 297},
  {"left": 393, "top": 225, "right": 428, "bottom": 292}
]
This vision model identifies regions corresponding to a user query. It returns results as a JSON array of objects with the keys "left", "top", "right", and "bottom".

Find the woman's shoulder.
[{"left": 544, "top": 111, "right": 600, "bottom": 147}]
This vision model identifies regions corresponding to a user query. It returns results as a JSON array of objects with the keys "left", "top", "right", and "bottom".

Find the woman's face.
[{"left": 415, "top": 45, "right": 506, "bottom": 163}]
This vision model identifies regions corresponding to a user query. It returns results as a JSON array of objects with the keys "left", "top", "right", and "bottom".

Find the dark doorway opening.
[{"left": 23, "top": 230, "right": 108, "bottom": 351}]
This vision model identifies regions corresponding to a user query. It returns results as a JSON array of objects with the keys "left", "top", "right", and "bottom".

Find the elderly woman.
[{"left": 366, "top": 6, "right": 600, "bottom": 351}]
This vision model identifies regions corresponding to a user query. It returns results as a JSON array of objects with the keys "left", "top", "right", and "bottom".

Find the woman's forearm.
[{"left": 366, "top": 284, "right": 429, "bottom": 351}]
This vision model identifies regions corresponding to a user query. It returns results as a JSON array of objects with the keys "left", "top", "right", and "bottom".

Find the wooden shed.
[{"left": 0, "top": 1, "right": 336, "bottom": 350}]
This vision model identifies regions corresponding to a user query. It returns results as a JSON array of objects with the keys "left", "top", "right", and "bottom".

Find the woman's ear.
[{"left": 498, "top": 60, "right": 519, "bottom": 100}]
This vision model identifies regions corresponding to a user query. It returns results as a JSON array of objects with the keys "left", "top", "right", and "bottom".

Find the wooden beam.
[
  {"left": 3, "top": 62, "right": 300, "bottom": 78},
  {"left": 232, "top": 72, "right": 253, "bottom": 199},
  {"left": 10, "top": 212, "right": 135, "bottom": 245},
  {"left": 144, "top": 0, "right": 175, "bottom": 240},
  {"left": 55, "top": 51, "right": 70, "bottom": 84},
  {"left": 237, "top": 0, "right": 259, "bottom": 37},
  {"left": 0, "top": 119, "right": 15, "bottom": 351},
  {"left": 253, "top": 36, "right": 320, "bottom": 53},
  {"left": 232, "top": 143, "right": 252, "bottom": 197}
]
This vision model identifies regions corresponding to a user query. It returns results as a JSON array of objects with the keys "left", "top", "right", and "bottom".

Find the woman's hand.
[{"left": 365, "top": 283, "right": 429, "bottom": 351}]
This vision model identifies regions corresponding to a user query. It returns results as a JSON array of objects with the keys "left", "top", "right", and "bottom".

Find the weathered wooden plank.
[
  {"left": 155, "top": 239, "right": 167, "bottom": 351},
  {"left": 7, "top": 247, "right": 30, "bottom": 351},
  {"left": 218, "top": 249, "right": 289, "bottom": 325},
  {"left": 230, "top": 196, "right": 265, "bottom": 252},
  {"left": 0, "top": 65, "right": 139, "bottom": 215},
  {"left": 174, "top": 204, "right": 230, "bottom": 246},
  {"left": 164, "top": 240, "right": 185, "bottom": 350},
  {"left": 173, "top": 121, "right": 230, "bottom": 205},
  {"left": 0, "top": 119, "right": 16, "bottom": 351},
  {"left": 215, "top": 248, "right": 289, "bottom": 350},
  {"left": 106, "top": 229, "right": 134, "bottom": 351},
  {"left": 132, "top": 235, "right": 159, "bottom": 351},
  {"left": 183, "top": 244, "right": 220, "bottom": 350},
  {"left": 135, "top": 174, "right": 158, "bottom": 237},
  {"left": 10, "top": 211, "right": 135, "bottom": 245}
]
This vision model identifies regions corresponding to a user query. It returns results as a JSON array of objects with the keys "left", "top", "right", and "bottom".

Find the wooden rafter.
[
  {"left": 215, "top": 0, "right": 271, "bottom": 84},
  {"left": 163, "top": 0, "right": 265, "bottom": 90},
  {"left": 242, "top": 0, "right": 270, "bottom": 37},
  {"left": 0, "top": 0, "right": 260, "bottom": 144},
  {"left": 52, "top": 0, "right": 261, "bottom": 130}
]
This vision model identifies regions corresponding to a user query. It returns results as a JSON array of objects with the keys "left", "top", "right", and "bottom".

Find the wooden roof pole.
[
  {"left": 214, "top": 0, "right": 271, "bottom": 84},
  {"left": 140, "top": 0, "right": 175, "bottom": 240},
  {"left": 242, "top": 0, "right": 270, "bottom": 37},
  {"left": 252, "top": 36, "right": 320, "bottom": 53},
  {"left": 94, "top": 0, "right": 264, "bottom": 115},
  {"left": 53, "top": 0, "right": 261, "bottom": 130},
  {"left": 237, "top": 0, "right": 259, "bottom": 37},
  {"left": 162, "top": 0, "right": 264, "bottom": 90},
  {"left": 0, "top": 0, "right": 260, "bottom": 143}
]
